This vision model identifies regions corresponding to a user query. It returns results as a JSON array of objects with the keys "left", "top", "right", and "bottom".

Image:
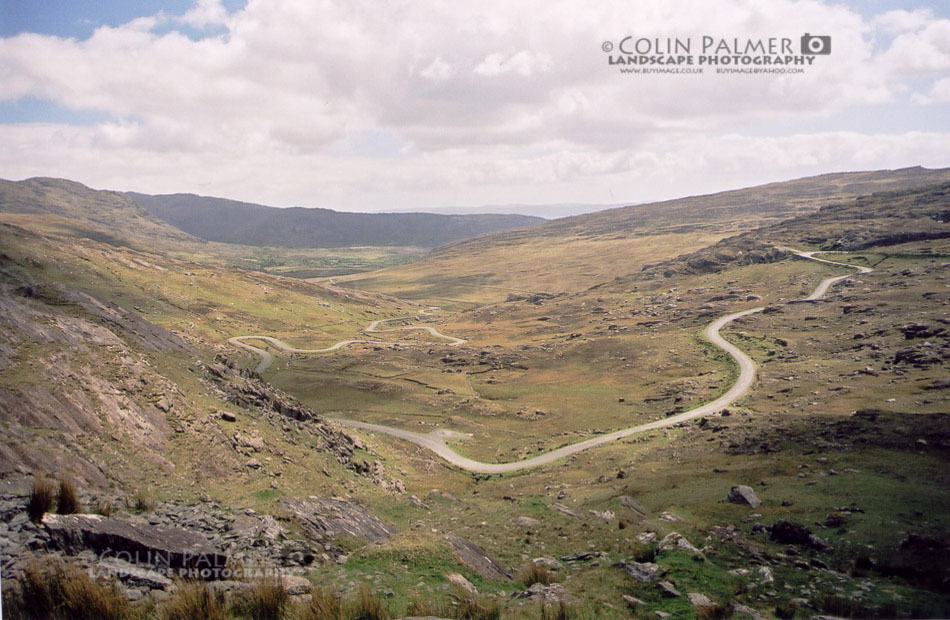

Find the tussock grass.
[
  {"left": 95, "top": 497, "right": 115, "bottom": 517},
  {"left": 56, "top": 474, "right": 81, "bottom": 515},
  {"left": 452, "top": 588, "right": 502, "bottom": 620},
  {"left": 28, "top": 474, "right": 55, "bottom": 522},
  {"left": 539, "top": 601, "right": 576, "bottom": 620},
  {"left": 160, "top": 580, "right": 228, "bottom": 620},
  {"left": 343, "top": 584, "right": 391, "bottom": 620},
  {"left": 298, "top": 586, "right": 343, "bottom": 620},
  {"left": 129, "top": 486, "right": 156, "bottom": 513},
  {"left": 3, "top": 559, "right": 130, "bottom": 620},
  {"left": 232, "top": 578, "right": 289, "bottom": 620},
  {"left": 517, "top": 561, "right": 555, "bottom": 587}
]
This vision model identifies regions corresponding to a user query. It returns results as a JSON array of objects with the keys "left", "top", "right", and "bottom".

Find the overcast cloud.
[{"left": 0, "top": 0, "right": 947, "bottom": 212}]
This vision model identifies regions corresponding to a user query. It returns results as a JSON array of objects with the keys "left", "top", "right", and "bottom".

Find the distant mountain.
[
  {"left": 125, "top": 192, "right": 545, "bottom": 249},
  {"left": 384, "top": 203, "right": 624, "bottom": 218}
]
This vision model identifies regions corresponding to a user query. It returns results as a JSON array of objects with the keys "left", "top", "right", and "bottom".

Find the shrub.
[
  {"left": 233, "top": 578, "right": 289, "bottom": 620},
  {"left": 27, "top": 475, "right": 55, "bottom": 522},
  {"left": 160, "top": 580, "right": 228, "bottom": 620},
  {"left": 517, "top": 561, "right": 555, "bottom": 587},
  {"left": 57, "top": 474, "right": 81, "bottom": 515},
  {"left": 4, "top": 559, "right": 130, "bottom": 620}
]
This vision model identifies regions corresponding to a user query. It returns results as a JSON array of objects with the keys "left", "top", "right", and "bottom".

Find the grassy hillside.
[
  {"left": 126, "top": 191, "right": 545, "bottom": 249},
  {"left": 0, "top": 177, "right": 199, "bottom": 249},
  {"left": 0, "top": 174, "right": 947, "bottom": 618},
  {"left": 340, "top": 167, "right": 950, "bottom": 304}
]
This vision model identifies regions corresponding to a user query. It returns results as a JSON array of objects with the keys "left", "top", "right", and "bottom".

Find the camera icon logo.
[{"left": 801, "top": 33, "right": 831, "bottom": 55}]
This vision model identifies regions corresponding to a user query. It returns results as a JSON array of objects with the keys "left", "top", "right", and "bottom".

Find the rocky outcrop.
[
  {"left": 43, "top": 513, "right": 228, "bottom": 574},
  {"left": 281, "top": 497, "right": 396, "bottom": 546},
  {"left": 446, "top": 535, "right": 512, "bottom": 581}
]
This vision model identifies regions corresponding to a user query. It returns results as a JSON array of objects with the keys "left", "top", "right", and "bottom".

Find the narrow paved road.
[
  {"left": 229, "top": 306, "right": 465, "bottom": 374},
  {"left": 231, "top": 248, "right": 870, "bottom": 473}
]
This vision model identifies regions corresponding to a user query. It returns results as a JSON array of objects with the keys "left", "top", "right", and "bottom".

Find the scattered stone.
[
  {"left": 520, "top": 582, "right": 575, "bottom": 604},
  {"left": 688, "top": 592, "right": 716, "bottom": 611},
  {"left": 219, "top": 411, "right": 236, "bottom": 422},
  {"left": 613, "top": 560, "right": 659, "bottom": 583},
  {"left": 245, "top": 458, "right": 262, "bottom": 469},
  {"left": 657, "top": 581, "right": 681, "bottom": 597},
  {"left": 622, "top": 594, "right": 647, "bottom": 608},
  {"left": 658, "top": 532, "right": 703, "bottom": 558},
  {"left": 657, "top": 511, "right": 682, "bottom": 522},
  {"left": 514, "top": 516, "right": 541, "bottom": 528},
  {"left": 281, "top": 575, "right": 312, "bottom": 595},
  {"left": 409, "top": 495, "right": 430, "bottom": 511},
  {"left": 446, "top": 536, "right": 512, "bottom": 581},
  {"left": 618, "top": 495, "right": 648, "bottom": 517},
  {"left": 589, "top": 509, "right": 614, "bottom": 521},
  {"left": 446, "top": 572, "right": 477, "bottom": 596},
  {"left": 728, "top": 485, "right": 762, "bottom": 508},
  {"left": 553, "top": 503, "right": 580, "bottom": 519},
  {"left": 733, "top": 603, "right": 770, "bottom": 619}
]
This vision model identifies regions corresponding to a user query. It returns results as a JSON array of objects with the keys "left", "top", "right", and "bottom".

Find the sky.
[{"left": 0, "top": 0, "right": 948, "bottom": 214}]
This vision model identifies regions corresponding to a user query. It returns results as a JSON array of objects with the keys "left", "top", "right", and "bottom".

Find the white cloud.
[
  {"left": 912, "top": 76, "right": 950, "bottom": 105},
  {"left": 474, "top": 51, "right": 553, "bottom": 77},
  {"left": 179, "top": 0, "right": 228, "bottom": 28},
  {"left": 0, "top": 0, "right": 946, "bottom": 209},
  {"left": 871, "top": 9, "right": 933, "bottom": 35}
]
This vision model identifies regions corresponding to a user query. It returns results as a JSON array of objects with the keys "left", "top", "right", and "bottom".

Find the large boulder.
[
  {"left": 728, "top": 485, "right": 762, "bottom": 508},
  {"left": 43, "top": 513, "right": 227, "bottom": 575}
]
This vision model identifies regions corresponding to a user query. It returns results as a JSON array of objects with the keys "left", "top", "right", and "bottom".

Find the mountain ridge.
[{"left": 125, "top": 191, "right": 545, "bottom": 249}]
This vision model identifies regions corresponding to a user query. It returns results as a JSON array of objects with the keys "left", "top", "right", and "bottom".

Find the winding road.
[
  {"left": 228, "top": 307, "right": 466, "bottom": 374},
  {"left": 230, "top": 248, "right": 870, "bottom": 474}
]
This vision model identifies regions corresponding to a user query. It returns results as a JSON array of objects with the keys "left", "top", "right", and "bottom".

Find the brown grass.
[
  {"left": 517, "top": 561, "right": 555, "bottom": 587},
  {"left": 298, "top": 586, "right": 343, "bottom": 620},
  {"left": 56, "top": 474, "right": 81, "bottom": 515},
  {"left": 233, "top": 578, "right": 289, "bottom": 620},
  {"left": 28, "top": 475, "right": 55, "bottom": 523},
  {"left": 343, "top": 584, "right": 391, "bottom": 620},
  {"left": 539, "top": 601, "right": 575, "bottom": 620},
  {"left": 160, "top": 580, "right": 228, "bottom": 620},
  {"left": 452, "top": 588, "right": 502, "bottom": 620},
  {"left": 129, "top": 486, "right": 156, "bottom": 513},
  {"left": 3, "top": 559, "right": 130, "bottom": 620}
]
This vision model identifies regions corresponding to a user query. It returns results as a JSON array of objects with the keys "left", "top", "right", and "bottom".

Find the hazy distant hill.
[{"left": 126, "top": 192, "right": 545, "bottom": 249}]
